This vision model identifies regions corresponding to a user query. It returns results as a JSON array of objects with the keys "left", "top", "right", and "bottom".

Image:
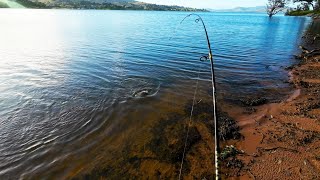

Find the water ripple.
[{"left": 0, "top": 10, "right": 311, "bottom": 178}]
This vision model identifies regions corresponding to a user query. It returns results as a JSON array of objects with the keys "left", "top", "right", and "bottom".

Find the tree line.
[{"left": 267, "top": 0, "right": 320, "bottom": 17}]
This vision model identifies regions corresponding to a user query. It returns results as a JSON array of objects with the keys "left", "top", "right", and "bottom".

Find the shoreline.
[{"left": 224, "top": 18, "right": 320, "bottom": 179}]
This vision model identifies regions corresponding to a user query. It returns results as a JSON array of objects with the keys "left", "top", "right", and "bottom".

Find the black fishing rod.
[{"left": 180, "top": 14, "right": 220, "bottom": 179}]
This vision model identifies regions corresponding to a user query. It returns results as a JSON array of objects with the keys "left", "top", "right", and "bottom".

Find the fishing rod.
[{"left": 179, "top": 14, "right": 220, "bottom": 180}]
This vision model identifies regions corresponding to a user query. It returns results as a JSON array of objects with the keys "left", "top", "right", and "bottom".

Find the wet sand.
[
  {"left": 23, "top": 82, "right": 222, "bottom": 179},
  {"left": 223, "top": 18, "right": 320, "bottom": 179}
]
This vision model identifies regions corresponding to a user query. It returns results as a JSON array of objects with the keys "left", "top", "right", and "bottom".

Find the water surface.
[{"left": 0, "top": 9, "right": 310, "bottom": 178}]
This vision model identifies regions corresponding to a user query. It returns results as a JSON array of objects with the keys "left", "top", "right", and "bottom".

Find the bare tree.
[{"left": 266, "top": 0, "right": 287, "bottom": 17}]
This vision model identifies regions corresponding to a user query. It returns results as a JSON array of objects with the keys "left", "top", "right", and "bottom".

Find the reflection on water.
[{"left": 0, "top": 9, "right": 311, "bottom": 178}]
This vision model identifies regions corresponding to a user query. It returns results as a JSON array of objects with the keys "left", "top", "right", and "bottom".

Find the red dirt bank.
[{"left": 225, "top": 20, "right": 320, "bottom": 179}]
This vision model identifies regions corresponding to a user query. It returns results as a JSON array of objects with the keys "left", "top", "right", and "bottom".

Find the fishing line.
[
  {"left": 178, "top": 62, "right": 201, "bottom": 180},
  {"left": 176, "top": 14, "right": 220, "bottom": 180}
]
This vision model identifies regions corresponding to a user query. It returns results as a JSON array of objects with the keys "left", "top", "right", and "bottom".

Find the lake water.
[{"left": 0, "top": 9, "right": 310, "bottom": 178}]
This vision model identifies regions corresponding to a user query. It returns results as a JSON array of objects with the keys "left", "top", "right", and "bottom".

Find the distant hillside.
[
  {"left": 35, "top": 0, "right": 135, "bottom": 4},
  {"left": 0, "top": 0, "right": 25, "bottom": 8},
  {"left": 10, "top": 0, "right": 207, "bottom": 11},
  {"left": 210, "top": 6, "right": 266, "bottom": 13}
]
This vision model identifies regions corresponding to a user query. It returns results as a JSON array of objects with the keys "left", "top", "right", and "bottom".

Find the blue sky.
[{"left": 140, "top": 0, "right": 266, "bottom": 9}]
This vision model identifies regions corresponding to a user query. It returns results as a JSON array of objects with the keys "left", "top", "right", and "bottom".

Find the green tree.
[{"left": 293, "top": 0, "right": 315, "bottom": 9}]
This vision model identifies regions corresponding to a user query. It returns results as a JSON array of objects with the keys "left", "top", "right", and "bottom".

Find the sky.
[{"left": 140, "top": 0, "right": 266, "bottom": 9}]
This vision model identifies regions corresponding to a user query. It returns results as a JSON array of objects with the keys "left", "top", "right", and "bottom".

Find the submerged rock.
[
  {"left": 184, "top": 101, "right": 241, "bottom": 141},
  {"left": 220, "top": 145, "right": 244, "bottom": 177},
  {"left": 148, "top": 113, "right": 201, "bottom": 164},
  {"left": 217, "top": 111, "right": 241, "bottom": 141},
  {"left": 220, "top": 145, "right": 243, "bottom": 160},
  {"left": 240, "top": 97, "right": 268, "bottom": 106},
  {"left": 243, "top": 107, "right": 257, "bottom": 115}
]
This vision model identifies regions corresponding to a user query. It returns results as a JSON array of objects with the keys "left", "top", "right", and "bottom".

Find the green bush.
[
  {"left": 0, "top": 2, "right": 9, "bottom": 8},
  {"left": 286, "top": 10, "right": 320, "bottom": 16}
]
